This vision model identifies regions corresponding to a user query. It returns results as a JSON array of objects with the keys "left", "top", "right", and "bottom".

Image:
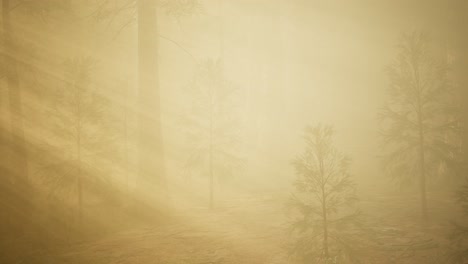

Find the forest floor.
[{"left": 35, "top": 190, "right": 459, "bottom": 264}]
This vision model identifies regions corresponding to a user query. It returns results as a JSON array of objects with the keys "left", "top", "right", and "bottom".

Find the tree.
[
  {"left": 183, "top": 58, "right": 243, "bottom": 209},
  {"left": 93, "top": 0, "right": 202, "bottom": 208},
  {"left": 287, "top": 125, "right": 366, "bottom": 263},
  {"left": 446, "top": 0, "right": 468, "bottom": 184},
  {"left": 38, "top": 56, "right": 114, "bottom": 223},
  {"left": 448, "top": 179, "right": 468, "bottom": 263},
  {"left": 66, "top": 57, "right": 94, "bottom": 220},
  {"left": 136, "top": 0, "right": 204, "bottom": 208},
  {"left": 0, "top": 1, "right": 74, "bottom": 260},
  {"left": 1, "top": 0, "right": 31, "bottom": 235},
  {"left": 120, "top": 80, "right": 132, "bottom": 196},
  {"left": 136, "top": 0, "right": 167, "bottom": 206},
  {"left": 379, "top": 31, "right": 460, "bottom": 219}
]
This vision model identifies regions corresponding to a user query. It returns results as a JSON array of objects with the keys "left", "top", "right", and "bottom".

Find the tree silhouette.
[
  {"left": 1, "top": 0, "right": 31, "bottom": 229},
  {"left": 93, "top": 0, "right": 202, "bottom": 209},
  {"left": 288, "top": 125, "right": 366, "bottom": 263},
  {"left": 448, "top": 179, "right": 468, "bottom": 263},
  {"left": 38, "top": 56, "right": 114, "bottom": 223},
  {"left": 379, "top": 31, "right": 460, "bottom": 219},
  {"left": 183, "top": 58, "right": 243, "bottom": 209},
  {"left": 135, "top": 0, "right": 167, "bottom": 207}
]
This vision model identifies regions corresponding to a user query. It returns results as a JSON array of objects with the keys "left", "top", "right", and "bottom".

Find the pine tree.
[
  {"left": 448, "top": 179, "right": 468, "bottom": 263},
  {"left": 38, "top": 56, "right": 114, "bottom": 223},
  {"left": 380, "top": 31, "right": 460, "bottom": 219},
  {"left": 288, "top": 125, "right": 366, "bottom": 263},
  {"left": 183, "top": 58, "right": 243, "bottom": 209}
]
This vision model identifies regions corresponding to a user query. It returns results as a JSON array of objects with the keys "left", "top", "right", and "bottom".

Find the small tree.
[
  {"left": 380, "top": 31, "right": 460, "bottom": 219},
  {"left": 183, "top": 58, "right": 243, "bottom": 209},
  {"left": 288, "top": 125, "right": 365, "bottom": 263},
  {"left": 38, "top": 56, "right": 113, "bottom": 223},
  {"left": 448, "top": 179, "right": 468, "bottom": 263}
]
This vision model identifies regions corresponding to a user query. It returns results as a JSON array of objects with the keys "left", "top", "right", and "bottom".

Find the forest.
[{"left": 1, "top": 0, "right": 468, "bottom": 263}]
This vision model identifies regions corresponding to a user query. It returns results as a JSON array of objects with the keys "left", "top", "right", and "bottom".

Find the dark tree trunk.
[
  {"left": 209, "top": 106, "right": 214, "bottom": 210},
  {"left": 417, "top": 107, "right": 428, "bottom": 220},
  {"left": 412, "top": 53, "right": 428, "bottom": 220},
  {"left": 137, "top": 0, "right": 166, "bottom": 205},
  {"left": 1, "top": 0, "right": 31, "bottom": 234},
  {"left": 442, "top": 1, "right": 468, "bottom": 182},
  {"left": 77, "top": 104, "right": 83, "bottom": 223},
  {"left": 452, "top": 3, "right": 468, "bottom": 175},
  {"left": 318, "top": 155, "right": 329, "bottom": 258}
]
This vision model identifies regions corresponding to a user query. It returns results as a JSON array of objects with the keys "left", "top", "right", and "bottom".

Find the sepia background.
[{"left": 1, "top": 0, "right": 467, "bottom": 263}]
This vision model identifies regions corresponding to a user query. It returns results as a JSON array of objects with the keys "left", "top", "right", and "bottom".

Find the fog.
[{"left": 1, "top": 0, "right": 467, "bottom": 263}]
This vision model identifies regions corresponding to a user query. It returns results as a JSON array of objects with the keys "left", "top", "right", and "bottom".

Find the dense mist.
[{"left": 1, "top": 0, "right": 467, "bottom": 263}]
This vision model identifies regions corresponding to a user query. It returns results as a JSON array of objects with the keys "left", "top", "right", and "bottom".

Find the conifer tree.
[{"left": 288, "top": 125, "right": 366, "bottom": 263}]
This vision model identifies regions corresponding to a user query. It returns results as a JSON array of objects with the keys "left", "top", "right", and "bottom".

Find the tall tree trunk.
[
  {"left": 124, "top": 83, "right": 129, "bottom": 196},
  {"left": 207, "top": 0, "right": 224, "bottom": 210},
  {"left": 137, "top": 0, "right": 166, "bottom": 205},
  {"left": 460, "top": 34, "right": 468, "bottom": 179},
  {"left": 417, "top": 111, "right": 427, "bottom": 220},
  {"left": 450, "top": 1, "right": 468, "bottom": 178},
  {"left": 77, "top": 110, "right": 83, "bottom": 223},
  {"left": 321, "top": 187, "right": 329, "bottom": 259},
  {"left": 209, "top": 98, "right": 214, "bottom": 209},
  {"left": 318, "top": 154, "right": 329, "bottom": 258},
  {"left": 414, "top": 58, "right": 428, "bottom": 220},
  {"left": 0, "top": 1, "right": 10, "bottom": 232},
  {"left": 2, "top": 0, "right": 31, "bottom": 234},
  {"left": 77, "top": 142, "right": 82, "bottom": 222},
  {"left": 218, "top": 0, "right": 224, "bottom": 60}
]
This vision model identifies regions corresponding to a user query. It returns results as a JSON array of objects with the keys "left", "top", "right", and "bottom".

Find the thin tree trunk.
[
  {"left": 451, "top": 1, "right": 468, "bottom": 179},
  {"left": 2, "top": 0, "right": 31, "bottom": 233},
  {"left": 2, "top": 0, "right": 29, "bottom": 182},
  {"left": 137, "top": 0, "right": 166, "bottom": 206},
  {"left": 321, "top": 187, "right": 329, "bottom": 259},
  {"left": 209, "top": 100, "right": 214, "bottom": 209},
  {"left": 218, "top": 0, "right": 224, "bottom": 60},
  {"left": 417, "top": 111, "right": 427, "bottom": 219},
  {"left": 77, "top": 142, "right": 82, "bottom": 222},
  {"left": 414, "top": 58, "right": 428, "bottom": 220},
  {"left": 318, "top": 152, "right": 329, "bottom": 258},
  {"left": 0, "top": 1, "right": 11, "bottom": 230},
  {"left": 206, "top": 0, "right": 225, "bottom": 211},
  {"left": 124, "top": 87, "right": 129, "bottom": 196},
  {"left": 0, "top": 95, "right": 8, "bottom": 233},
  {"left": 76, "top": 84, "right": 83, "bottom": 223}
]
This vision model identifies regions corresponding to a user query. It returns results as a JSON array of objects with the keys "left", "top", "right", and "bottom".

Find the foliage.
[
  {"left": 448, "top": 179, "right": 468, "bottom": 263},
  {"left": 379, "top": 31, "right": 461, "bottom": 187},
  {"left": 160, "top": 0, "right": 203, "bottom": 19},
  {"left": 182, "top": 58, "right": 244, "bottom": 186},
  {"left": 17, "top": 0, "right": 72, "bottom": 20},
  {"left": 37, "top": 56, "right": 119, "bottom": 206},
  {"left": 92, "top": 0, "right": 202, "bottom": 33},
  {"left": 287, "top": 125, "right": 370, "bottom": 263}
]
